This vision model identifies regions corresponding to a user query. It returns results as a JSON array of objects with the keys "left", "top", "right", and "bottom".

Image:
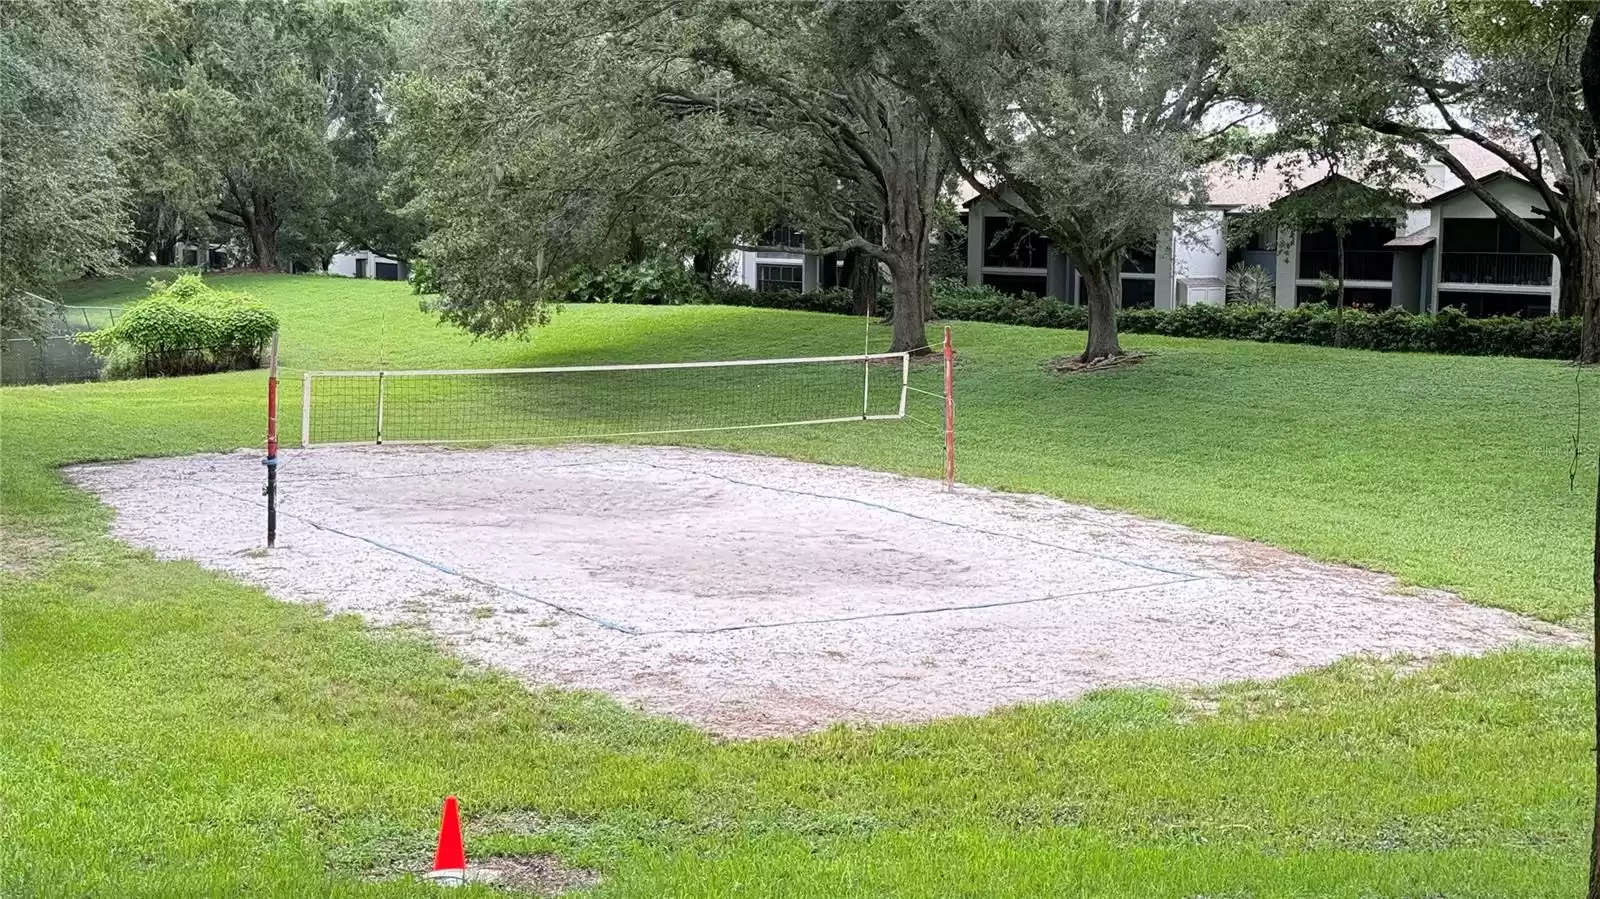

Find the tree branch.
[{"left": 1362, "top": 119, "right": 1566, "bottom": 255}]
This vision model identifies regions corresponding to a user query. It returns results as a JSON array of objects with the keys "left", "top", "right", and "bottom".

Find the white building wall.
[
  {"left": 1173, "top": 211, "right": 1227, "bottom": 282},
  {"left": 1435, "top": 178, "right": 1546, "bottom": 220},
  {"left": 1274, "top": 226, "right": 1297, "bottom": 309},
  {"left": 725, "top": 248, "right": 809, "bottom": 290},
  {"left": 328, "top": 249, "right": 404, "bottom": 278},
  {"left": 724, "top": 250, "right": 756, "bottom": 288}
]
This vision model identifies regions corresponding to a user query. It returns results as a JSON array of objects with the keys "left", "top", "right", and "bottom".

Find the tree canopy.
[
  {"left": 1228, "top": 0, "right": 1600, "bottom": 359},
  {"left": 1, "top": 0, "right": 131, "bottom": 308}
]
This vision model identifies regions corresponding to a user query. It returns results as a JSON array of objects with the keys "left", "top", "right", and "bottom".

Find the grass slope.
[{"left": 0, "top": 271, "right": 1592, "bottom": 896}]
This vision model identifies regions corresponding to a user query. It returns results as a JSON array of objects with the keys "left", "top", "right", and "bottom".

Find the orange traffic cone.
[{"left": 426, "top": 795, "right": 468, "bottom": 886}]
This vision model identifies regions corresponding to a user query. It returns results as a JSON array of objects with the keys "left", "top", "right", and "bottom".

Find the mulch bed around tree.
[{"left": 1047, "top": 351, "right": 1153, "bottom": 374}]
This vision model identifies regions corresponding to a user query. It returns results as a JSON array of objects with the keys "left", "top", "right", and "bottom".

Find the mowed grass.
[{"left": 0, "top": 271, "right": 1592, "bottom": 896}]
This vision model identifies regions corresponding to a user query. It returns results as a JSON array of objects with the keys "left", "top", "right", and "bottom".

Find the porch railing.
[{"left": 1439, "top": 252, "right": 1553, "bottom": 286}]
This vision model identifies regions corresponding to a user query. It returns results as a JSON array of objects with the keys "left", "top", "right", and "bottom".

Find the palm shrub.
[{"left": 1224, "top": 263, "right": 1274, "bottom": 306}]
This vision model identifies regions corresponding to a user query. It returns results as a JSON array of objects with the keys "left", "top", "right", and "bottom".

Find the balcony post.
[{"left": 1552, "top": 255, "right": 1563, "bottom": 315}]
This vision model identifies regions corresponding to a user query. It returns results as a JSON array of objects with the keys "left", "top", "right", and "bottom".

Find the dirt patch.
[
  {"left": 467, "top": 855, "right": 600, "bottom": 895},
  {"left": 67, "top": 444, "right": 1578, "bottom": 737},
  {"left": 1048, "top": 351, "right": 1152, "bottom": 374}
]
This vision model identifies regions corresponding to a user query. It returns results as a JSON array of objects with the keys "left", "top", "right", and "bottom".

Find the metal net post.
[{"left": 264, "top": 332, "right": 280, "bottom": 547}]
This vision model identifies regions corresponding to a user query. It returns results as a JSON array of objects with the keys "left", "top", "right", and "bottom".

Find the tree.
[
  {"left": 128, "top": 0, "right": 403, "bottom": 271},
  {"left": 0, "top": 0, "right": 131, "bottom": 306},
  {"left": 1228, "top": 1, "right": 1600, "bottom": 361},
  {"left": 659, "top": 0, "right": 946, "bottom": 353},
  {"left": 880, "top": 0, "right": 1254, "bottom": 362},
  {"left": 395, "top": 0, "right": 945, "bottom": 353},
  {"left": 392, "top": 0, "right": 770, "bottom": 337},
  {"left": 1223, "top": 263, "right": 1273, "bottom": 307}
]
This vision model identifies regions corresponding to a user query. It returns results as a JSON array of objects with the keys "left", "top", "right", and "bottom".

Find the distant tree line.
[{"left": 6, "top": 0, "right": 1600, "bottom": 362}]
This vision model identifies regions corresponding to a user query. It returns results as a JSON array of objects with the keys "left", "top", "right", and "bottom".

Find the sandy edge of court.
[{"left": 67, "top": 444, "right": 1582, "bottom": 738}]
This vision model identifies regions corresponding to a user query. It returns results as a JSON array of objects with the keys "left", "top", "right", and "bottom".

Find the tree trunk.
[
  {"left": 1572, "top": 173, "right": 1600, "bottom": 364},
  {"left": 247, "top": 225, "right": 278, "bottom": 272},
  {"left": 691, "top": 248, "right": 714, "bottom": 284},
  {"left": 883, "top": 163, "right": 932, "bottom": 354},
  {"left": 625, "top": 223, "right": 645, "bottom": 265},
  {"left": 883, "top": 228, "right": 930, "bottom": 354},
  {"left": 242, "top": 191, "right": 280, "bottom": 271},
  {"left": 1079, "top": 262, "right": 1124, "bottom": 362},
  {"left": 844, "top": 248, "right": 879, "bottom": 316},
  {"left": 1336, "top": 230, "right": 1347, "bottom": 349}
]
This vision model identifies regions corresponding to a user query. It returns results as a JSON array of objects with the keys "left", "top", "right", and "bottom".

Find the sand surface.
[{"left": 67, "top": 444, "right": 1574, "bottom": 737}]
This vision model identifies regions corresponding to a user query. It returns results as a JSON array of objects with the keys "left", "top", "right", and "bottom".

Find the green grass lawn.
[{"left": 1, "top": 271, "right": 1593, "bottom": 896}]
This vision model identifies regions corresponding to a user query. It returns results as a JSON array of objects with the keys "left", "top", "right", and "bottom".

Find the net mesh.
[{"left": 303, "top": 355, "right": 909, "bottom": 446}]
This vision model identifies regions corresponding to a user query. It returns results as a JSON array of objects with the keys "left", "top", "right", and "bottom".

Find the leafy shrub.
[
  {"left": 703, "top": 283, "right": 857, "bottom": 314},
  {"left": 1224, "top": 263, "right": 1274, "bottom": 306},
  {"left": 557, "top": 261, "right": 709, "bottom": 306},
  {"left": 521, "top": 260, "right": 1580, "bottom": 361},
  {"left": 929, "top": 280, "right": 1083, "bottom": 328},
  {"left": 408, "top": 257, "right": 439, "bottom": 295},
  {"left": 79, "top": 274, "right": 278, "bottom": 378},
  {"left": 1101, "top": 301, "right": 1577, "bottom": 360}
]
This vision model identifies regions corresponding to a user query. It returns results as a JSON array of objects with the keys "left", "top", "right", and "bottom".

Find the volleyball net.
[{"left": 301, "top": 351, "right": 917, "bottom": 448}]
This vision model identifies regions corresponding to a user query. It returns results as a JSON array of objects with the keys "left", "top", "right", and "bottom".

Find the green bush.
[
  {"left": 914, "top": 283, "right": 1578, "bottom": 360},
  {"left": 1100, "top": 301, "right": 1578, "bottom": 360},
  {"left": 703, "top": 283, "right": 858, "bottom": 314},
  {"left": 557, "top": 261, "right": 709, "bottom": 306},
  {"left": 79, "top": 274, "right": 278, "bottom": 378},
  {"left": 536, "top": 260, "right": 1579, "bottom": 361},
  {"left": 928, "top": 280, "right": 1083, "bottom": 328},
  {"left": 408, "top": 257, "right": 439, "bottom": 296}
]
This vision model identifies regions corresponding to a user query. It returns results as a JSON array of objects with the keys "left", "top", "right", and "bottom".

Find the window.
[
  {"left": 757, "top": 225, "right": 805, "bottom": 249},
  {"left": 1121, "top": 247, "right": 1156, "bottom": 274},
  {"left": 1226, "top": 214, "right": 1275, "bottom": 269},
  {"left": 1441, "top": 218, "right": 1554, "bottom": 254},
  {"left": 981, "top": 272, "right": 1047, "bottom": 297},
  {"left": 1120, "top": 277, "right": 1156, "bottom": 309},
  {"left": 1297, "top": 285, "right": 1393, "bottom": 311},
  {"left": 1437, "top": 290, "right": 1550, "bottom": 318},
  {"left": 757, "top": 263, "right": 803, "bottom": 293},
  {"left": 983, "top": 216, "right": 1048, "bottom": 269}
]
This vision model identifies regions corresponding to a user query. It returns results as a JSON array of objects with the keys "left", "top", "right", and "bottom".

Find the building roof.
[
  {"left": 1203, "top": 138, "right": 1526, "bottom": 210},
  {"left": 1418, "top": 169, "right": 1532, "bottom": 207},
  {"left": 1385, "top": 227, "right": 1437, "bottom": 249}
]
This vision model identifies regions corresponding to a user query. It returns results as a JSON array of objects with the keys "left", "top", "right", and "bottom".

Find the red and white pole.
[
  {"left": 265, "top": 331, "right": 280, "bottom": 548},
  {"left": 942, "top": 326, "right": 955, "bottom": 489}
]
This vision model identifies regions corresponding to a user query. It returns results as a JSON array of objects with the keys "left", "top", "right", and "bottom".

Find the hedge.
[
  {"left": 707, "top": 279, "right": 1579, "bottom": 361},
  {"left": 416, "top": 259, "right": 1578, "bottom": 361},
  {"left": 923, "top": 287, "right": 1578, "bottom": 360}
]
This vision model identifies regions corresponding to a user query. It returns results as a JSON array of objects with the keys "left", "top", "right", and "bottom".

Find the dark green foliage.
[
  {"left": 407, "top": 257, "right": 439, "bottom": 296},
  {"left": 533, "top": 264, "right": 1577, "bottom": 360},
  {"left": 556, "top": 261, "right": 709, "bottom": 306},
  {"left": 704, "top": 284, "right": 857, "bottom": 315},
  {"left": 78, "top": 274, "right": 278, "bottom": 377},
  {"left": 546, "top": 261, "right": 861, "bottom": 315},
  {"left": 926, "top": 280, "right": 1085, "bottom": 328},
  {"left": 923, "top": 287, "right": 1579, "bottom": 361}
]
